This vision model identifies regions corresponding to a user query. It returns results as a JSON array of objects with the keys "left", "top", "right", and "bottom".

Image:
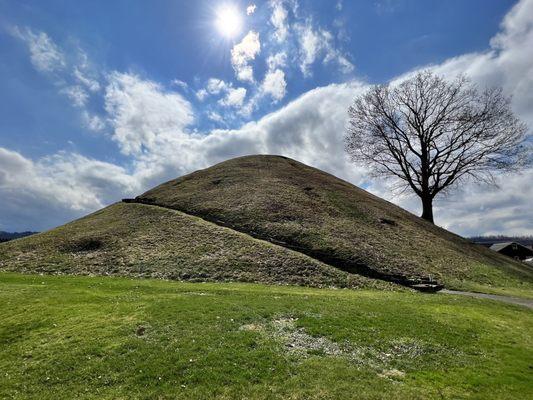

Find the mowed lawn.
[{"left": 0, "top": 273, "right": 531, "bottom": 399}]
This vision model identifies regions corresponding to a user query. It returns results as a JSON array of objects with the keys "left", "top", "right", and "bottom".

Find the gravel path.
[{"left": 441, "top": 289, "right": 533, "bottom": 310}]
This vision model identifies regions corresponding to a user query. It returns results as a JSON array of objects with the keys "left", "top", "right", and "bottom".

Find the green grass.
[
  {"left": 1, "top": 272, "right": 532, "bottom": 399},
  {"left": 448, "top": 278, "right": 533, "bottom": 299},
  {"left": 139, "top": 155, "right": 533, "bottom": 295}
]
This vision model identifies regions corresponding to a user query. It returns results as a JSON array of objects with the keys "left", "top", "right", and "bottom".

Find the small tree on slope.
[{"left": 345, "top": 71, "right": 529, "bottom": 223}]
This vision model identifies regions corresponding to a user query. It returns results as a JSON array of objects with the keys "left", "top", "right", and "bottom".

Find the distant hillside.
[
  {"left": 0, "top": 231, "right": 37, "bottom": 243},
  {"left": 1, "top": 155, "right": 532, "bottom": 295},
  {"left": 470, "top": 236, "right": 533, "bottom": 247}
]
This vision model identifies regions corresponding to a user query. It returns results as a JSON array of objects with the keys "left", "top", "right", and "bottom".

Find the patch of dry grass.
[{"left": 240, "top": 316, "right": 455, "bottom": 377}]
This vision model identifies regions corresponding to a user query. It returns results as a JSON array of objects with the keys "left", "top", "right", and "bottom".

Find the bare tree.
[{"left": 345, "top": 71, "right": 529, "bottom": 223}]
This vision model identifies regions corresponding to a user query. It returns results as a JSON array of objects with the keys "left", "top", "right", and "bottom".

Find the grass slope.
[
  {"left": 0, "top": 202, "right": 388, "bottom": 290},
  {"left": 1, "top": 273, "right": 532, "bottom": 399},
  {"left": 139, "top": 155, "right": 533, "bottom": 295}
]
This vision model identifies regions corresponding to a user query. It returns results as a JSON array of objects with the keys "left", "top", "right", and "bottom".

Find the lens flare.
[{"left": 215, "top": 5, "right": 243, "bottom": 38}]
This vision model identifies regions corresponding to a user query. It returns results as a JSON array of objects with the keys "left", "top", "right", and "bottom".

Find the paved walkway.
[{"left": 441, "top": 289, "right": 533, "bottom": 309}]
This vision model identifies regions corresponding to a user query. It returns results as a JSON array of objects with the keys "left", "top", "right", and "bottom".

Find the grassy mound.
[
  {"left": 138, "top": 155, "right": 532, "bottom": 294},
  {"left": 0, "top": 202, "right": 388, "bottom": 290},
  {"left": 1, "top": 273, "right": 532, "bottom": 399}
]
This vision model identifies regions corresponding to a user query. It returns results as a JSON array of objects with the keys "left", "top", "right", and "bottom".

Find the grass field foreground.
[{"left": 1, "top": 273, "right": 531, "bottom": 399}]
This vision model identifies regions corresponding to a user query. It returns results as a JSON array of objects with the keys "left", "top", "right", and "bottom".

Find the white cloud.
[
  {"left": 171, "top": 79, "right": 188, "bottom": 90},
  {"left": 261, "top": 69, "right": 287, "bottom": 101},
  {"left": 219, "top": 87, "right": 247, "bottom": 108},
  {"left": 236, "top": 65, "right": 255, "bottom": 83},
  {"left": 73, "top": 49, "right": 101, "bottom": 91},
  {"left": 104, "top": 72, "right": 194, "bottom": 155},
  {"left": 208, "top": 111, "right": 224, "bottom": 122},
  {"left": 197, "top": 78, "right": 247, "bottom": 111},
  {"left": 434, "top": 171, "right": 533, "bottom": 236},
  {"left": 231, "top": 31, "right": 261, "bottom": 82},
  {"left": 12, "top": 27, "right": 101, "bottom": 94},
  {"left": 247, "top": 4, "right": 257, "bottom": 15},
  {"left": 151, "top": 79, "right": 365, "bottom": 188},
  {"left": 60, "top": 85, "right": 89, "bottom": 107},
  {"left": 335, "top": 54, "right": 355, "bottom": 74},
  {"left": 10, "top": 26, "right": 106, "bottom": 133},
  {"left": 235, "top": 100, "right": 256, "bottom": 118},
  {"left": 10, "top": 27, "right": 66, "bottom": 73},
  {"left": 196, "top": 88, "right": 208, "bottom": 101},
  {"left": 296, "top": 22, "right": 354, "bottom": 76},
  {"left": 426, "top": 0, "right": 533, "bottom": 129},
  {"left": 270, "top": 0, "right": 289, "bottom": 42},
  {"left": 297, "top": 23, "right": 321, "bottom": 76},
  {"left": 195, "top": 78, "right": 229, "bottom": 101},
  {"left": 0, "top": 147, "right": 136, "bottom": 231},
  {"left": 74, "top": 67, "right": 101, "bottom": 92},
  {"left": 82, "top": 111, "right": 106, "bottom": 132},
  {"left": 206, "top": 78, "right": 229, "bottom": 94},
  {"left": 267, "top": 52, "right": 287, "bottom": 70}
]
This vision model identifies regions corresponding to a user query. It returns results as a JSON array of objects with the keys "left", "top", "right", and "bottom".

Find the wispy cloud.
[
  {"left": 270, "top": 0, "right": 289, "bottom": 42},
  {"left": 219, "top": 87, "right": 247, "bottom": 108},
  {"left": 9, "top": 26, "right": 103, "bottom": 131},
  {"left": 104, "top": 72, "right": 194, "bottom": 156},
  {"left": 261, "top": 69, "right": 287, "bottom": 101},
  {"left": 231, "top": 31, "right": 261, "bottom": 82},
  {"left": 246, "top": 4, "right": 257, "bottom": 16},
  {"left": 296, "top": 21, "right": 354, "bottom": 77},
  {"left": 9, "top": 27, "right": 66, "bottom": 73},
  {"left": 171, "top": 79, "right": 188, "bottom": 90}
]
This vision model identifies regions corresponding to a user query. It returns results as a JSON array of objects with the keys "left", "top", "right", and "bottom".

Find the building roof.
[
  {"left": 490, "top": 242, "right": 514, "bottom": 251},
  {"left": 490, "top": 242, "right": 533, "bottom": 254}
]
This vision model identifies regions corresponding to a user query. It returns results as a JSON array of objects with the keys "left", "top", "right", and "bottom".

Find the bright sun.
[{"left": 215, "top": 5, "right": 242, "bottom": 38}]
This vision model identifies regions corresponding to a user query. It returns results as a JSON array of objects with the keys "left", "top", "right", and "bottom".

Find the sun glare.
[{"left": 215, "top": 5, "right": 242, "bottom": 38}]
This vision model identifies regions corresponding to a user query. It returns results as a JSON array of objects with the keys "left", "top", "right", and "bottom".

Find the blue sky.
[
  {"left": 0, "top": 0, "right": 532, "bottom": 235},
  {"left": 0, "top": 0, "right": 515, "bottom": 157}
]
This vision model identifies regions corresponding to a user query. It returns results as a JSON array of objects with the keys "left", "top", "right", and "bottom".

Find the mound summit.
[{"left": 1, "top": 155, "right": 531, "bottom": 293}]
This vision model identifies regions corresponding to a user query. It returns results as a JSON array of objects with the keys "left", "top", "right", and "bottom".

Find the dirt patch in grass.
[
  {"left": 240, "top": 315, "right": 450, "bottom": 379},
  {"left": 61, "top": 238, "right": 104, "bottom": 253},
  {"left": 269, "top": 317, "right": 345, "bottom": 357}
]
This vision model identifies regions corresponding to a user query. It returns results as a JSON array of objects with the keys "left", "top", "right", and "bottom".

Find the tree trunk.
[{"left": 420, "top": 195, "right": 434, "bottom": 223}]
